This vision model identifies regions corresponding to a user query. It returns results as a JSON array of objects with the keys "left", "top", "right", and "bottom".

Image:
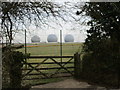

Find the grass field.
[
  {"left": 17, "top": 42, "right": 83, "bottom": 86},
  {"left": 17, "top": 42, "right": 83, "bottom": 56}
]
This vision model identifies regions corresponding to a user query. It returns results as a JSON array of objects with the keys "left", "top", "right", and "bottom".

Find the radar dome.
[
  {"left": 64, "top": 34, "right": 74, "bottom": 42},
  {"left": 47, "top": 34, "right": 58, "bottom": 42},
  {"left": 31, "top": 35, "right": 40, "bottom": 43}
]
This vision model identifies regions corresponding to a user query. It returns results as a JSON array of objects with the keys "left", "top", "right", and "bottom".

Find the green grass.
[
  {"left": 17, "top": 43, "right": 83, "bottom": 86},
  {"left": 17, "top": 43, "right": 83, "bottom": 56}
]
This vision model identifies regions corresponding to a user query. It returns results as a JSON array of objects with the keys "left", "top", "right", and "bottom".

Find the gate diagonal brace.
[
  {"left": 22, "top": 60, "right": 49, "bottom": 78},
  {"left": 50, "top": 57, "right": 74, "bottom": 76},
  {"left": 49, "top": 57, "right": 74, "bottom": 77},
  {"left": 21, "top": 58, "right": 49, "bottom": 78},
  {"left": 51, "top": 57, "right": 74, "bottom": 76},
  {"left": 33, "top": 58, "right": 49, "bottom": 69}
]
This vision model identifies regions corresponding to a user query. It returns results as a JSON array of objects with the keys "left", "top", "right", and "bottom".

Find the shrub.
[
  {"left": 2, "top": 50, "right": 24, "bottom": 88},
  {"left": 81, "top": 42, "right": 120, "bottom": 88}
]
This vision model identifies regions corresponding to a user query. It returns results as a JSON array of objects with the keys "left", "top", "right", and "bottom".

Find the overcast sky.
[{"left": 2, "top": 1, "right": 91, "bottom": 43}]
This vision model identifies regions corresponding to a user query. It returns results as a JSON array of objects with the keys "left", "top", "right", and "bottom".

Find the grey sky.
[{"left": 1, "top": 1, "right": 91, "bottom": 43}]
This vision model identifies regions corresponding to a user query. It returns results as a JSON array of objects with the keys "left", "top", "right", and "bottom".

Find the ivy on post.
[
  {"left": 2, "top": 49, "right": 24, "bottom": 89},
  {"left": 74, "top": 52, "right": 81, "bottom": 79},
  {"left": 9, "top": 51, "right": 23, "bottom": 88}
]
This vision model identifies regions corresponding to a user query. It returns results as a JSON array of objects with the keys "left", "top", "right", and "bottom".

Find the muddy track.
[{"left": 31, "top": 78, "right": 106, "bottom": 89}]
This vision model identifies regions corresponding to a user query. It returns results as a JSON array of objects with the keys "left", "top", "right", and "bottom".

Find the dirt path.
[{"left": 31, "top": 78, "right": 106, "bottom": 89}]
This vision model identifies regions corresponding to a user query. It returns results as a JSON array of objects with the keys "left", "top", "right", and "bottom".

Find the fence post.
[{"left": 74, "top": 52, "right": 81, "bottom": 79}]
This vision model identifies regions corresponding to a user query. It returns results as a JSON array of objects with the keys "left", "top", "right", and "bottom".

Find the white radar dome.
[
  {"left": 31, "top": 35, "right": 40, "bottom": 43},
  {"left": 47, "top": 34, "right": 58, "bottom": 42},
  {"left": 64, "top": 34, "right": 74, "bottom": 42}
]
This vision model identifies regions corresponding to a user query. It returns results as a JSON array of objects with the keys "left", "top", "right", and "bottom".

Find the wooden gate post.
[{"left": 74, "top": 52, "right": 81, "bottom": 79}]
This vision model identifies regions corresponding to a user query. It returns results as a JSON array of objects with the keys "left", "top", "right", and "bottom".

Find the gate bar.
[{"left": 28, "top": 56, "right": 73, "bottom": 58}]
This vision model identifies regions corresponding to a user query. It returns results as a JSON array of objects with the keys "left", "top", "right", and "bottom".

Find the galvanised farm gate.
[{"left": 21, "top": 53, "right": 80, "bottom": 82}]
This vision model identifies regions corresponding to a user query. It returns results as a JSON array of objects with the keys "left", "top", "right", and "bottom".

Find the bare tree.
[
  {"left": 1, "top": 1, "right": 61, "bottom": 45},
  {"left": 0, "top": 1, "right": 87, "bottom": 45}
]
